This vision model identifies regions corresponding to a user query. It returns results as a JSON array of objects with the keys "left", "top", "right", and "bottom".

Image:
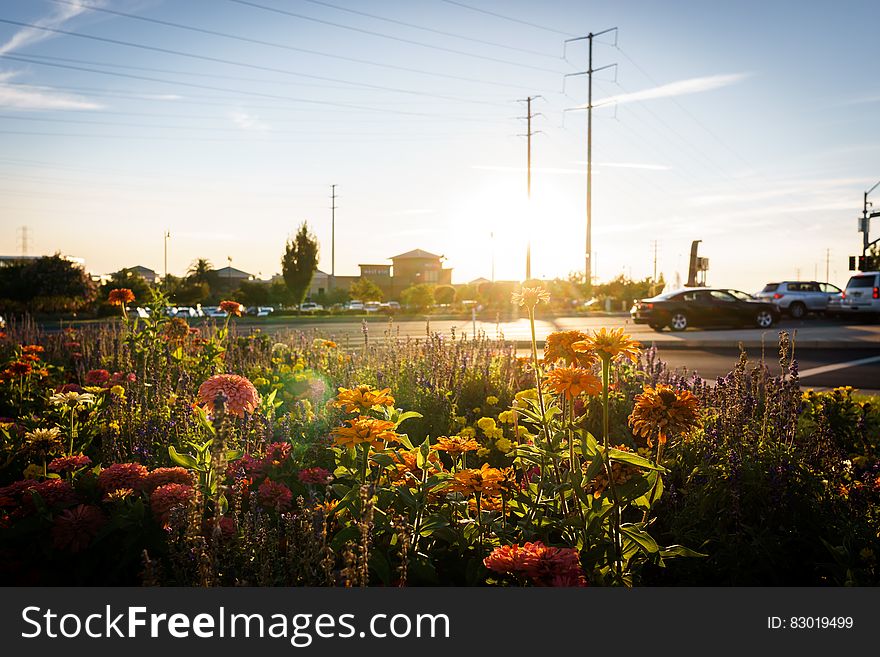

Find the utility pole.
[
  {"left": 490, "top": 232, "right": 495, "bottom": 283},
  {"left": 163, "top": 230, "right": 170, "bottom": 289},
  {"left": 330, "top": 184, "right": 337, "bottom": 290},
  {"left": 861, "top": 179, "right": 880, "bottom": 256},
  {"left": 16, "top": 225, "right": 29, "bottom": 256},
  {"left": 518, "top": 95, "right": 542, "bottom": 281},
  {"left": 564, "top": 28, "right": 618, "bottom": 297},
  {"left": 651, "top": 239, "right": 659, "bottom": 283}
]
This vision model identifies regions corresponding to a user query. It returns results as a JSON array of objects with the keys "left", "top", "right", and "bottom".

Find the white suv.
[
  {"left": 838, "top": 272, "right": 880, "bottom": 318},
  {"left": 755, "top": 281, "right": 841, "bottom": 318}
]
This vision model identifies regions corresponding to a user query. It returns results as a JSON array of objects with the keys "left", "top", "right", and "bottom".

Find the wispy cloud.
[
  {"left": 0, "top": 72, "right": 102, "bottom": 110},
  {"left": 0, "top": 0, "right": 98, "bottom": 56},
  {"left": 576, "top": 161, "right": 671, "bottom": 171},
  {"left": 471, "top": 165, "right": 587, "bottom": 176},
  {"left": 230, "top": 110, "right": 270, "bottom": 132},
  {"left": 589, "top": 73, "right": 749, "bottom": 108}
]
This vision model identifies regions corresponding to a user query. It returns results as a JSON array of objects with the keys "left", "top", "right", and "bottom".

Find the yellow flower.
[
  {"left": 495, "top": 437, "right": 513, "bottom": 453},
  {"left": 511, "top": 286, "right": 550, "bottom": 309},
  {"left": 23, "top": 464, "right": 43, "bottom": 479},
  {"left": 476, "top": 417, "right": 497, "bottom": 433},
  {"left": 486, "top": 396, "right": 499, "bottom": 406},
  {"left": 573, "top": 327, "right": 641, "bottom": 363},
  {"left": 453, "top": 416, "right": 467, "bottom": 426},
  {"left": 477, "top": 447, "right": 491, "bottom": 458},
  {"left": 514, "top": 388, "right": 538, "bottom": 403},
  {"left": 110, "top": 385, "right": 126, "bottom": 397},
  {"left": 487, "top": 427, "right": 504, "bottom": 439},
  {"left": 332, "top": 385, "right": 395, "bottom": 414},
  {"left": 497, "top": 410, "right": 515, "bottom": 425},
  {"left": 628, "top": 384, "right": 701, "bottom": 447},
  {"left": 460, "top": 426, "right": 476, "bottom": 438}
]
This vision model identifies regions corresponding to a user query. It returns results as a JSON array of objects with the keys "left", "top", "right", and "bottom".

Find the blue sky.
[{"left": 0, "top": 0, "right": 878, "bottom": 292}]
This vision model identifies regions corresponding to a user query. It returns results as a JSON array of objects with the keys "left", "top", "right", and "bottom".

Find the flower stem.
[{"left": 600, "top": 356, "right": 624, "bottom": 583}]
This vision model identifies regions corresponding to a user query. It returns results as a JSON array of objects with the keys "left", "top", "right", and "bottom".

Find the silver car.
[
  {"left": 838, "top": 272, "right": 880, "bottom": 317},
  {"left": 755, "top": 281, "right": 842, "bottom": 319}
]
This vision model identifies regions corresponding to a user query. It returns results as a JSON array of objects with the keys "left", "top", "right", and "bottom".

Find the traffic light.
[{"left": 850, "top": 255, "right": 880, "bottom": 271}]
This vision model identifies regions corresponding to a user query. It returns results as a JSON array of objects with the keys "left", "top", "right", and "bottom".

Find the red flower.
[
  {"left": 107, "top": 288, "right": 135, "bottom": 306},
  {"left": 258, "top": 478, "right": 293, "bottom": 512},
  {"left": 150, "top": 483, "right": 194, "bottom": 523},
  {"left": 262, "top": 442, "right": 291, "bottom": 469},
  {"left": 51, "top": 505, "right": 105, "bottom": 553},
  {"left": 85, "top": 369, "right": 111, "bottom": 386},
  {"left": 48, "top": 454, "right": 92, "bottom": 474},
  {"left": 484, "top": 541, "right": 587, "bottom": 587},
  {"left": 219, "top": 300, "right": 243, "bottom": 316},
  {"left": 22, "top": 480, "right": 78, "bottom": 511},
  {"left": 7, "top": 361, "right": 32, "bottom": 377},
  {"left": 144, "top": 467, "right": 193, "bottom": 492},
  {"left": 56, "top": 383, "right": 83, "bottom": 394},
  {"left": 110, "top": 372, "right": 137, "bottom": 385},
  {"left": 98, "top": 462, "right": 148, "bottom": 493},
  {"left": 298, "top": 467, "right": 331, "bottom": 485}
]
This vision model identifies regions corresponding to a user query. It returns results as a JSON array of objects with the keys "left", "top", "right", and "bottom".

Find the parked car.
[
  {"left": 379, "top": 301, "right": 401, "bottom": 313},
  {"left": 299, "top": 302, "right": 324, "bottom": 313},
  {"left": 174, "top": 306, "right": 202, "bottom": 318},
  {"left": 205, "top": 307, "right": 228, "bottom": 318},
  {"left": 631, "top": 287, "right": 780, "bottom": 331},
  {"left": 754, "top": 281, "right": 842, "bottom": 318},
  {"left": 127, "top": 307, "right": 150, "bottom": 319},
  {"left": 364, "top": 301, "right": 382, "bottom": 313},
  {"left": 837, "top": 271, "right": 880, "bottom": 318},
  {"left": 346, "top": 300, "right": 365, "bottom": 312}
]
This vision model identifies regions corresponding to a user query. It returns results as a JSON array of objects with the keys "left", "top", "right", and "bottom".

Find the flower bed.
[{"left": 0, "top": 289, "right": 878, "bottom": 586}]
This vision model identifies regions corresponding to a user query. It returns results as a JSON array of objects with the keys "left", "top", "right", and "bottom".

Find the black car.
[{"left": 631, "top": 288, "right": 780, "bottom": 331}]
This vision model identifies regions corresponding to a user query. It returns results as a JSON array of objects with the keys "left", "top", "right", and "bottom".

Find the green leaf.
[
  {"left": 608, "top": 448, "right": 666, "bottom": 472},
  {"left": 621, "top": 524, "right": 660, "bottom": 554},
  {"left": 418, "top": 513, "right": 449, "bottom": 537},
  {"left": 393, "top": 411, "right": 423, "bottom": 429},
  {"left": 416, "top": 437, "right": 431, "bottom": 469},
  {"left": 168, "top": 446, "right": 199, "bottom": 470},
  {"left": 226, "top": 449, "right": 243, "bottom": 462},
  {"left": 660, "top": 545, "right": 707, "bottom": 559},
  {"left": 581, "top": 454, "right": 605, "bottom": 484}
]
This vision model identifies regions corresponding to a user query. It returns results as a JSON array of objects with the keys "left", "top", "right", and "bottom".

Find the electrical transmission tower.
[
  {"left": 518, "top": 95, "right": 542, "bottom": 281},
  {"left": 16, "top": 225, "right": 29, "bottom": 256},
  {"left": 563, "top": 28, "right": 618, "bottom": 296}
]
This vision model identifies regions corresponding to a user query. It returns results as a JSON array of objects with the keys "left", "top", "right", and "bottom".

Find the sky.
[{"left": 0, "top": 0, "right": 878, "bottom": 293}]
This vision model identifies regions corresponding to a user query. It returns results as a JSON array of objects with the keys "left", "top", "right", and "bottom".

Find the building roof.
[
  {"left": 125, "top": 265, "right": 157, "bottom": 277},
  {"left": 214, "top": 266, "right": 252, "bottom": 278},
  {"left": 359, "top": 263, "right": 392, "bottom": 268},
  {"left": 390, "top": 249, "right": 443, "bottom": 261}
]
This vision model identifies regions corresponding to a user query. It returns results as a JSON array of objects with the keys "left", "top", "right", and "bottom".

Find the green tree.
[
  {"left": 237, "top": 280, "right": 270, "bottom": 307},
  {"left": 434, "top": 284, "right": 455, "bottom": 305},
  {"left": 349, "top": 277, "right": 383, "bottom": 302},
  {"left": 401, "top": 283, "right": 435, "bottom": 311},
  {"left": 281, "top": 222, "right": 319, "bottom": 310},
  {"left": 0, "top": 254, "right": 96, "bottom": 313}
]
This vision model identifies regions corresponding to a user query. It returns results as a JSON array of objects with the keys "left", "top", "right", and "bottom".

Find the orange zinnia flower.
[
  {"left": 219, "top": 300, "right": 243, "bottom": 316},
  {"left": 511, "top": 286, "right": 551, "bottom": 309},
  {"left": 107, "top": 288, "right": 135, "bottom": 306},
  {"left": 331, "top": 416, "right": 400, "bottom": 449},
  {"left": 544, "top": 331, "right": 595, "bottom": 367},
  {"left": 445, "top": 463, "right": 507, "bottom": 496},
  {"left": 628, "top": 384, "right": 700, "bottom": 446},
  {"left": 431, "top": 435, "right": 481, "bottom": 456},
  {"left": 332, "top": 385, "right": 395, "bottom": 414},
  {"left": 543, "top": 367, "right": 601, "bottom": 399},
  {"left": 573, "top": 327, "right": 641, "bottom": 363}
]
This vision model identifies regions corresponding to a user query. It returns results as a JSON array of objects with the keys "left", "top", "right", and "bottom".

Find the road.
[{"left": 255, "top": 315, "right": 879, "bottom": 391}]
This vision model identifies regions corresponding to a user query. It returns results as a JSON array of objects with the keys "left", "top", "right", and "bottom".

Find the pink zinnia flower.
[
  {"left": 150, "top": 483, "right": 194, "bottom": 523},
  {"left": 48, "top": 454, "right": 92, "bottom": 474},
  {"left": 98, "top": 462, "right": 148, "bottom": 493},
  {"left": 144, "top": 467, "right": 193, "bottom": 492},
  {"left": 110, "top": 372, "right": 136, "bottom": 385},
  {"left": 298, "top": 467, "right": 331, "bottom": 485},
  {"left": 197, "top": 374, "right": 260, "bottom": 418},
  {"left": 84, "top": 369, "right": 111, "bottom": 386},
  {"left": 257, "top": 478, "right": 293, "bottom": 512},
  {"left": 51, "top": 505, "right": 105, "bottom": 553},
  {"left": 22, "top": 479, "right": 78, "bottom": 511},
  {"left": 262, "top": 442, "right": 291, "bottom": 469},
  {"left": 56, "top": 383, "right": 83, "bottom": 394}
]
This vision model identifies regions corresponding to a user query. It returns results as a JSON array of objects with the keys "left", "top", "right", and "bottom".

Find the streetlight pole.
[
  {"left": 862, "top": 179, "right": 880, "bottom": 256},
  {"left": 163, "top": 230, "right": 170, "bottom": 289}
]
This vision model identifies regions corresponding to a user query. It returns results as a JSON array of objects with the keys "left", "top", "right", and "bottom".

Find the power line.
[
  {"left": 227, "top": 0, "right": 564, "bottom": 74},
  {"left": 0, "top": 18, "right": 508, "bottom": 107},
  {"left": 45, "top": 0, "right": 545, "bottom": 92},
  {"left": 301, "top": 0, "right": 559, "bottom": 58},
  {"left": 439, "top": 0, "right": 577, "bottom": 37},
  {"left": 0, "top": 53, "right": 507, "bottom": 119}
]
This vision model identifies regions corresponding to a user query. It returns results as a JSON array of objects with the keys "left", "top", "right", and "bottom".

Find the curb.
[{"left": 512, "top": 340, "right": 880, "bottom": 351}]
